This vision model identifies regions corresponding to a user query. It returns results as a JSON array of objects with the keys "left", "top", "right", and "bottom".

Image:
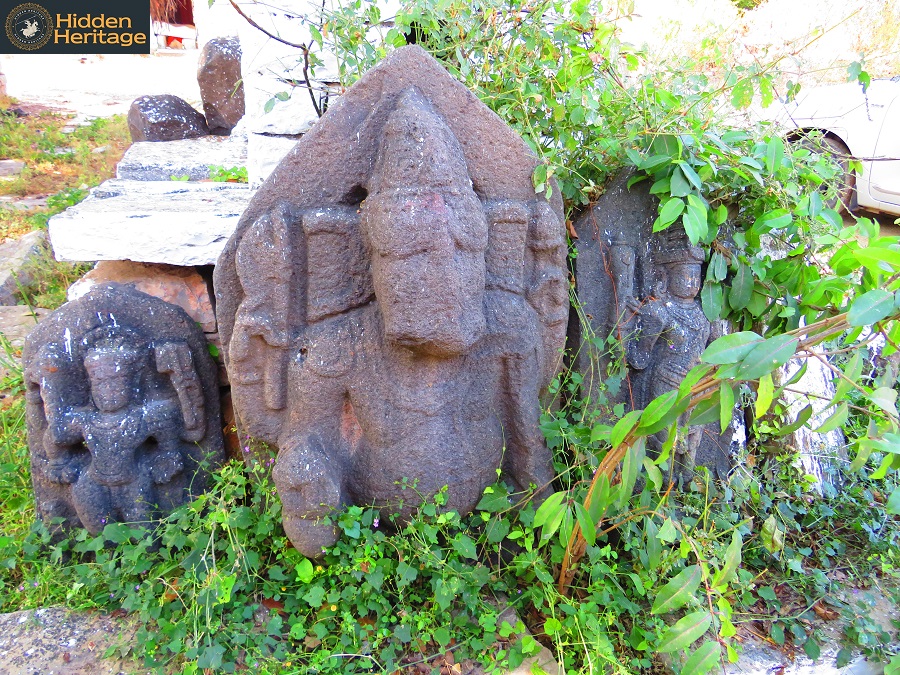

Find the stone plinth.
[
  {"left": 116, "top": 135, "right": 247, "bottom": 182},
  {"left": 48, "top": 179, "right": 255, "bottom": 266},
  {"left": 68, "top": 261, "right": 216, "bottom": 333}
]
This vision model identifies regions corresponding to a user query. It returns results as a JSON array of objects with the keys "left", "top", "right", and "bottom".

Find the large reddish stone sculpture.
[
  {"left": 24, "top": 284, "right": 225, "bottom": 534},
  {"left": 214, "top": 46, "right": 568, "bottom": 557}
]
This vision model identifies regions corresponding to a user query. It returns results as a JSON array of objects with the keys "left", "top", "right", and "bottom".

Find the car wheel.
[{"left": 796, "top": 134, "right": 855, "bottom": 213}]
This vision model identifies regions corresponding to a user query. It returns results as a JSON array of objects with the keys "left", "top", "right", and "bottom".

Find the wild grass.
[{"left": 0, "top": 98, "right": 129, "bottom": 241}]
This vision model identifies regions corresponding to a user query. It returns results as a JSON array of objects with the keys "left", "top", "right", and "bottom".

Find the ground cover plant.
[
  {"left": 0, "top": 96, "right": 129, "bottom": 307},
  {"left": 1, "top": 1, "right": 900, "bottom": 673}
]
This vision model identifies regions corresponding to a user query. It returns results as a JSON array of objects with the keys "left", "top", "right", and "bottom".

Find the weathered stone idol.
[
  {"left": 24, "top": 284, "right": 225, "bottom": 534},
  {"left": 197, "top": 37, "right": 245, "bottom": 135},
  {"left": 573, "top": 173, "right": 732, "bottom": 482},
  {"left": 127, "top": 94, "right": 210, "bottom": 143},
  {"left": 215, "top": 45, "right": 568, "bottom": 557}
]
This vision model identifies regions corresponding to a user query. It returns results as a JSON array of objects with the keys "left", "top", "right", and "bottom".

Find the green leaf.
[
  {"left": 681, "top": 640, "right": 722, "bottom": 675},
  {"left": 643, "top": 457, "right": 663, "bottom": 492},
  {"left": 639, "top": 389, "right": 678, "bottom": 430},
  {"left": 719, "top": 382, "right": 734, "bottom": 433},
  {"left": 656, "top": 611, "right": 713, "bottom": 653},
  {"left": 657, "top": 197, "right": 685, "bottom": 229},
  {"left": 756, "top": 373, "right": 774, "bottom": 418},
  {"left": 640, "top": 154, "right": 672, "bottom": 172},
  {"left": 679, "top": 162, "right": 704, "bottom": 191},
  {"left": 731, "top": 78, "right": 753, "bottom": 109},
  {"left": 611, "top": 409, "right": 643, "bottom": 447},
  {"left": 886, "top": 488, "right": 900, "bottom": 515},
  {"left": 701, "top": 282, "right": 724, "bottom": 322},
  {"left": 870, "top": 387, "right": 899, "bottom": 417},
  {"left": 709, "top": 252, "right": 728, "bottom": 281},
  {"left": 670, "top": 166, "right": 691, "bottom": 197},
  {"left": 813, "top": 402, "right": 848, "bottom": 434},
  {"left": 765, "top": 136, "right": 785, "bottom": 175},
  {"left": 533, "top": 491, "right": 567, "bottom": 530},
  {"left": 833, "top": 352, "right": 862, "bottom": 404},
  {"left": 701, "top": 331, "right": 763, "bottom": 365},
  {"left": 573, "top": 502, "right": 596, "bottom": 547},
  {"left": 657, "top": 517, "right": 678, "bottom": 543},
  {"left": 803, "top": 637, "right": 821, "bottom": 660},
  {"left": 753, "top": 209, "right": 792, "bottom": 232},
  {"left": 735, "top": 335, "right": 798, "bottom": 380},
  {"left": 294, "top": 559, "right": 314, "bottom": 584},
  {"left": 761, "top": 515, "right": 784, "bottom": 554},
  {"left": 651, "top": 564, "right": 702, "bottom": 614},
  {"left": 848, "top": 289, "right": 895, "bottom": 326},
  {"left": 617, "top": 438, "right": 646, "bottom": 509},
  {"left": 773, "top": 404, "right": 813, "bottom": 436},
  {"left": 678, "top": 364, "right": 712, "bottom": 399},
  {"left": 683, "top": 198, "right": 708, "bottom": 245},
  {"left": 543, "top": 617, "right": 562, "bottom": 635},
  {"left": 729, "top": 263, "right": 754, "bottom": 310},
  {"left": 452, "top": 534, "right": 478, "bottom": 560},
  {"left": 712, "top": 530, "right": 742, "bottom": 589}
]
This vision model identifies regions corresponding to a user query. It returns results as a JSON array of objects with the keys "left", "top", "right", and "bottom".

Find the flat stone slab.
[
  {"left": 0, "top": 160, "right": 25, "bottom": 177},
  {"left": 0, "top": 305, "right": 49, "bottom": 348},
  {"left": 0, "top": 230, "right": 47, "bottom": 305},
  {"left": 48, "top": 179, "right": 255, "bottom": 266},
  {"left": 0, "top": 607, "right": 147, "bottom": 675},
  {"left": 117, "top": 135, "right": 247, "bottom": 181}
]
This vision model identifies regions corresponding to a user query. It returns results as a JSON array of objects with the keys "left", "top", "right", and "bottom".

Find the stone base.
[
  {"left": 116, "top": 135, "right": 247, "bottom": 182},
  {"left": 48, "top": 179, "right": 255, "bottom": 266},
  {"left": 68, "top": 260, "right": 216, "bottom": 332}
]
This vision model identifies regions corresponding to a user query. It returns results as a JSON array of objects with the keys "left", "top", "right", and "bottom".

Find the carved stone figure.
[
  {"left": 214, "top": 46, "right": 568, "bottom": 557},
  {"left": 623, "top": 233, "right": 710, "bottom": 469},
  {"left": 24, "top": 283, "right": 225, "bottom": 534},
  {"left": 572, "top": 172, "right": 732, "bottom": 482}
]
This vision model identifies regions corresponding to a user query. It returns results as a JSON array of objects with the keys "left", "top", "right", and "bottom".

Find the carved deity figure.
[
  {"left": 214, "top": 47, "right": 569, "bottom": 558},
  {"left": 572, "top": 173, "right": 733, "bottom": 481},
  {"left": 24, "top": 284, "right": 224, "bottom": 534},
  {"left": 623, "top": 236, "right": 710, "bottom": 470}
]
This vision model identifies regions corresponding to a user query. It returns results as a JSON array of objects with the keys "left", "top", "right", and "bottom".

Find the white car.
[{"left": 773, "top": 79, "right": 900, "bottom": 216}]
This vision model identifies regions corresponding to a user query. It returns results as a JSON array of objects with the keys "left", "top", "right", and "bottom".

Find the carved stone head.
[
  {"left": 83, "top": 337, "right": 145, "bottom": 413},
  {"left": 361, "top": 87, "right": 488, "bottom": 357}
]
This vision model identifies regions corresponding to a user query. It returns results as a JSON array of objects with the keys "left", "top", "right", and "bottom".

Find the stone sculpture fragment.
[
  {"left": 215, "top": 46, "right": 569, "bottom": 557},
  {"left": 572, "top": 172, "right": 733, "bottom": 482},
  {"left": 24, "top": 283, "right": 225, "bottom": 534}
]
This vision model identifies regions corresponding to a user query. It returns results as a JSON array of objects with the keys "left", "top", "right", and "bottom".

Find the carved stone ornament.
[
  {"left": 572, "top": 172, "right": 732, "bottom": 482},
  {"left": 214, "top": 46, "right": 569, "bottom": 557},
  {"left": 24, "top": 283, "right": 225, "bottom": 534}
]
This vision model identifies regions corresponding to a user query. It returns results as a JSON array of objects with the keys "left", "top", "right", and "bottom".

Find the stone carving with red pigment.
[
  {"left": 214, "top": 46, "right": 568, "bottom": 557},
  {"left": 24, "top": 283, "right": 224, "bottom": 534}
]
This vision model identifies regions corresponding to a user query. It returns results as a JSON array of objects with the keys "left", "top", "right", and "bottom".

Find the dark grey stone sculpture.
[
  {"left": 197, "top": 37, "right": 244, "bottom": 135},
  {"left": 214, "top": 46, "right": 568, "bottom": 557},
  {"left": 572, "top": 172, "right": 732, "bottom": 482},
  {"left": 24, "top": 283, "right": 225, "bottom": 534},
  {"left": 127, "top": 94, "right": 210, "bottom": 143}
]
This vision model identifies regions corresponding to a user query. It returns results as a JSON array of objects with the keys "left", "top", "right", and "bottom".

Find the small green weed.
[{"left": 209, "top": 165, "right": 248, "bottom": 183}]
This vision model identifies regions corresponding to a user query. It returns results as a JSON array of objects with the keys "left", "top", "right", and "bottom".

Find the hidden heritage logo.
[
  {"left": 1, "top": 0, "right": 150, "bottom": 53},
  {"left": 5, "top": 3, "right": 52, "bottom": 51}
]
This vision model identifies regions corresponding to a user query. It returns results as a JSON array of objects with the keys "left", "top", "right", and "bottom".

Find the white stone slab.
[
  {"left": 247, "top": 132, "right": 300, "bottom": 188},
  {"left": 117, "top": 135, "right": 248, "bottom": 181},
  {"left": 49, "top": 180, "right": 254, "bottom": 266}
]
